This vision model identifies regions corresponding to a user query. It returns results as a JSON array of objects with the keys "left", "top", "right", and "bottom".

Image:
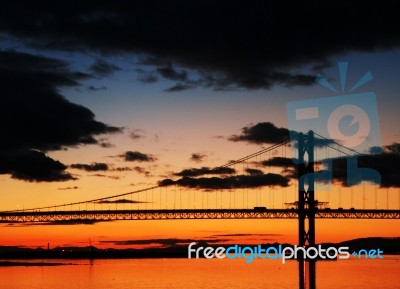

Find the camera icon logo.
[
  {"left": 286, "top": 62, "right": 381, "bottom": 187},
  {"left": 287, "top": 92, "right": 381, "bottom": 153}
]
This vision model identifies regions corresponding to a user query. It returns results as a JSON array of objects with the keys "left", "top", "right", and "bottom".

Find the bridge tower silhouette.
[
  {"left": 297, "top": 131, "right": 316, "bottom": 247},
  {"left": 297, "top": 131, "right": 316, "bottom": 289}
]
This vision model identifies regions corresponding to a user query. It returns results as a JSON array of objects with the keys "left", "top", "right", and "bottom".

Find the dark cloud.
[
  {"left": 120, "top": 151, "right": 156, "bottom": 162},
  {"left": 57, "top": 186, "right": 79, "bottom": 190},
  {"left": 265, "top": 143, "right": 400, "bottom": 188},
  {"left": 0, "top": 50, "right": 121, "bottom": 182},
  {"left": 89, "top": 173, "right": 120, "bottom": 180},
  {"left": 158, "top": 173, "right": 290, "bottom": 189},
  {"left": 89, "top": 59, "right": 120, "bottom": 77},
  {"left": 135, "top": 69, "right": 158, "bottom": 83},
  {"left": 113, "top": 166, "right": 132, "bottom": 172},
  {"left": 2, "top": 2, "right": 399, "bottom": 90},
  {"left": 90, "top": 173, "right": 106, "bottom": 178},
  {"left": 245, "top": 168, "right": 264, "bottom": 175},
  {"left": 0, "top": 150, "right": 75, "bottom": 182},
  {"left": 230, "top": 122, "right": 334, "bottom": 147},
  {"left": 257, "top": 150, "right": 400, "bottom": 188},
  {"left": 139, "top": 75, "right": 158, "bottom": 83},
  {"left": 260, "top": 157, "right": 298, "bottom": 179},
  {"left": 190, "top": 153, "right": 207, "bottom": 163},
  {"left": 384, "top": 143, "right": 400, "bottom": 154},
  {"left": 213, "top": 136, "right": 225, "bottom": 140},
  {"left": 100, "top": 238, "right": 227, "bottom": 246},
  {"left": 88, "top": 85, "right": 107, "bottom": 91},
  {"left": 70, "top": 162, "right": 109, "bottom": 171},
  {"left": 129, "top": 129, "right": 145, "bottom": 140},
  {"left": 133, "top": 166, "right": 146, "bottom": 174},
  {"left": 327, "top": 150, "right": 400, "bottom": 188},
  {"left": 174, "top": 167, "right": 235, "bottom": 177},
  {"left": 229, "top": 122, "right": 289, "bottom": 144},
  {"left": 156, "top": 64, "right": 187, "bottom": 81},
  {"left": 133, "top": 166, "right": 150, "bottom": 177},
  {"left": 211, "top": 233, "right": 281, "bottom": 237},
  {"left": 164, "top": 82, "right": 194, "bottom": 92},
  {"left": 94, "top": 199, "right": 146, "bottom": 204},
  {"left": 0, "top": 50, "right": 87, "bottom": 82},
  {"left": 0, "top": 51, "right": 120, "bottom": 152},
  {"left": 261, "top": 157, "right": 296, "bottom": 168},
  {"left": 98, "top": 139, "right": 114, "bottom": 148}
]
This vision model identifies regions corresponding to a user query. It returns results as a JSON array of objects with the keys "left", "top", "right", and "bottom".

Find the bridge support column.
[{"left": 298, "top": 131, "right": 315, "bottom": 248}]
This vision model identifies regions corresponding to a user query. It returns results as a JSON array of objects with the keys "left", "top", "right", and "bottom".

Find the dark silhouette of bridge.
[
  {"left": 1, "top": 131, "right": 399, "bottom": 236},
  {"left": 1, "top": 208, "right": 399, "bottom": 223}
]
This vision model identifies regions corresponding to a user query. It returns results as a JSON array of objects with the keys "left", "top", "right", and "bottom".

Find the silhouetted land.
[
  {"left": 0, "top": 261, "right": 75, "bottom": 266},
  {"left": 0, "top": 237, "right": 398, "bottom": 261}
]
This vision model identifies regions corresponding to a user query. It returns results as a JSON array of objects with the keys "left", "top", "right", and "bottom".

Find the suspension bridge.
[{"left": 1, "top": 131, "right": 400, "bottom": 246}]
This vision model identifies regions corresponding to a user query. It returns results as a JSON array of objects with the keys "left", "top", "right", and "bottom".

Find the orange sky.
[
  {"left": 1, "top": 217, "right": 399, "bottom": 249},
  {"left": 1, "top": 180, "right": 399, "bottom": 248},
  {"left": 0, "top": 108, "right": 399, "bottom": 248}
]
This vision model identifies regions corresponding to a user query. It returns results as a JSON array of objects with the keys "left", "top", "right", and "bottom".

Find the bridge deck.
[{"left": 0, "top": 209, "right": 399, "bottom": 223}]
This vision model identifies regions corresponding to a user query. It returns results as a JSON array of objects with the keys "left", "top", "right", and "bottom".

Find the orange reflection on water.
[{"left": 0, "top": 256, "right": 399, "bottom": 289}]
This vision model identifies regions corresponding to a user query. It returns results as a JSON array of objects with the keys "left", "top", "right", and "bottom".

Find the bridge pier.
[
  {"left": 298, "top": 131, "right": 316, "bottom": 289},
  {"left": 298, "top": 131, "right": 315, "bottom": 248}
]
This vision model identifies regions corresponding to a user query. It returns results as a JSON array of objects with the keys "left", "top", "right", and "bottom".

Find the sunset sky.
[{"left": 0, "top": 1, "right": 399, "bottom": 249}]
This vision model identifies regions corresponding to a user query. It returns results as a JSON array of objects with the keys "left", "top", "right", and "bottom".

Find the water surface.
[{"left": 1, "top": 256, "right": 399, "bottom": 289}]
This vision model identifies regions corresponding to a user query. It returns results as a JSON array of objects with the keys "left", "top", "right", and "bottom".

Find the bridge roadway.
[{"left": 0, "top": 209, "right": 399, "bottom": 223}]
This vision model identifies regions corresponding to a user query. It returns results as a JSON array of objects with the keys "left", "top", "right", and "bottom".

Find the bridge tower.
[
  {"left": 297, "top": 130, "right": 315, "bottom": 247},
  {"left": 297, "top": 131, "right": 316, "bottom": 289}
]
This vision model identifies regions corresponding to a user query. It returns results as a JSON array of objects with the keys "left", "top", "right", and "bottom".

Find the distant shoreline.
[
  {"left": 1, "top": 237, "right": 399, "bottom": 260},
  {"left": 0, "top": 261, "right": 76, "bottom": 266},
  {"left": 0, "top": 254, "right": 399, "bottom": 266}
]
